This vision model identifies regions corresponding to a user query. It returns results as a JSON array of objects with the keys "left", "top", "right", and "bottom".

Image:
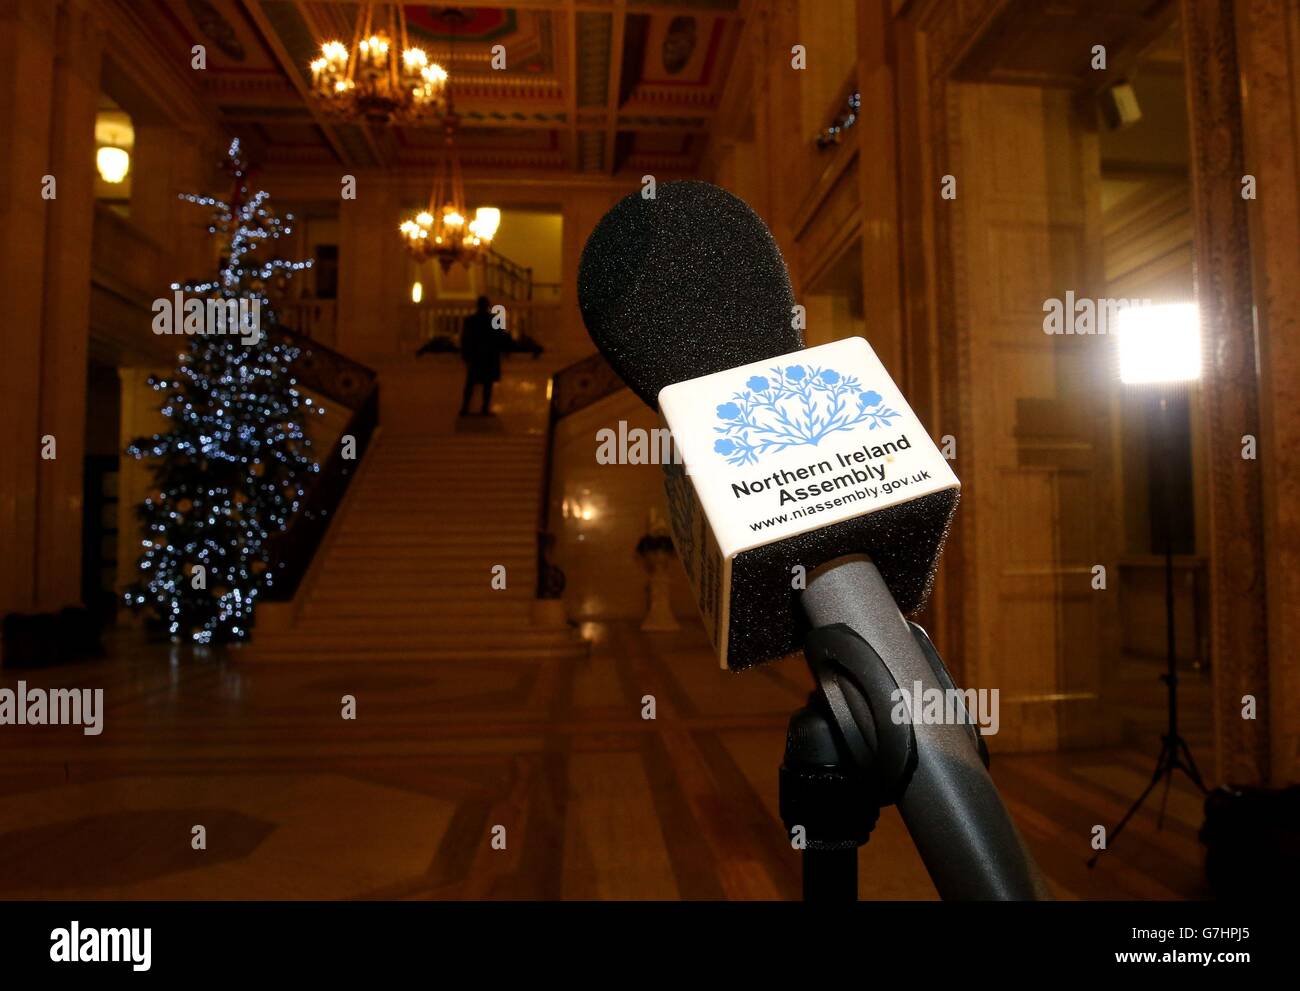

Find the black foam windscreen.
[
  {"left": 726, "top": 489, "right": 959, "bottom": 669},
  {"left": 577, "top": 180, "right": 802, "bottom": 410},
  {"left": 578, "top": 179, "right": 958, "bottom": 670}
]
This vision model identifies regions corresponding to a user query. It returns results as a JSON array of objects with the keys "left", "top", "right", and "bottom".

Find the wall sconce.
[
  {"left": 96, "top": 145, "right": 130, "bottom": 183},
  {"left": 95, "top": 110, "right": 133, "bottom": 184}
]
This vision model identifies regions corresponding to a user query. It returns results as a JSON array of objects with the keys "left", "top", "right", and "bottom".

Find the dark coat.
[{"left": 461, "top": 311, "right": 507, "bottom": 383}]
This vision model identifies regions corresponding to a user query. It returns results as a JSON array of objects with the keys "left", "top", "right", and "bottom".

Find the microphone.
[
  {"left": 580, "top": 181, "right": 958, "bottom": 672},
  {"left": 578, "top": 180, "right": 1049, "bottom": 900},
  {"left": 578, "top": 179, "right": 802, "bottom": 412}
]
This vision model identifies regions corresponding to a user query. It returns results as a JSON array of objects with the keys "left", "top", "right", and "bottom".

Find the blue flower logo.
[{"left": 712, "top": 363, "right": 901, "bottom": 466}]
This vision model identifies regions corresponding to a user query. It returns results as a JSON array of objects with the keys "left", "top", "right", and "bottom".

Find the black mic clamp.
[{"left": 780, "top": 621, "right": 990, "bottom": 901}]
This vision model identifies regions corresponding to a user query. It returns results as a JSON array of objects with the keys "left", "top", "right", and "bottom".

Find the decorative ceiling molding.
[
  {"left": 121, "top": 0, "right": 743, "bottom": 177},
  {"left": 101, "top": 0, "right": 216, "bottom": 127}
]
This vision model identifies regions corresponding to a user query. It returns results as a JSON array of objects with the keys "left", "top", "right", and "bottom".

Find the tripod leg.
[
  {"left": 1176, "top": 736, "right": 1209, "bottom": 794},
  {"left": 1088, "top": 764, "right": 1165, "bottom": 867},
  {"left": 1157, "top": 759, "right": 1174, "bottom": 829}
]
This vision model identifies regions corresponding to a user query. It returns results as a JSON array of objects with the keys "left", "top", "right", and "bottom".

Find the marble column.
[
  {"left": 35, "top": 0, "right": 103, "bottom": 611},
  {"left": 1235, "top": 0, "right": 1300, "bottom": 786},
  {"left": 0, "top": 0, "right": 57, "bottom": 619},
  {"left": 854, "top": 0, "right": 904, "bottom": 378},
  {"left": 115, "top": 365, "right": 169, "bottom": 612},
  {"left": 800, "top": 294, "right": 836, "bottom": 349},
  {"left": 337, "top": 173, "right": 403, "bottom": 359},
  {"left": 1181, "top": 0, "right": 1272, "bottom": 786},
  {"left": 130, "top": 121, "right": 212, "bottom": 282},
  {"left": 559, "top": 187, "right": 621, "bottom": 362}
]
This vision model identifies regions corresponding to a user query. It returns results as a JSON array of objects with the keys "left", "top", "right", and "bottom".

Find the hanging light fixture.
[
  {"left": 399, "top": 116, "right": 500, "bottom": 271},
  {"left": 398, "top": 14, "right": 500, "bottom": 271},
  {"left": 309, "top": 2, "right": 447, "bottom": 125}
]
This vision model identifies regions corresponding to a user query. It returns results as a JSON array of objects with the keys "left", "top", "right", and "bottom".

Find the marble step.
[
  {"left": 253, "top": 629, "right": 579, "bottom": 652},
  {"left": 248, "top": 644, "right": 586, "bottom": 662},
  {"left": 306, "top": 586, "right": 538, "bottom": 600},
  {"left": 321, "top": 553, "right": 535, "bottom": 565},
  {"left": 268, "top": 620, "right": 579, "bottom": 639},
  {"left": 298, "top": 599, "right": 535, "bottom": 618}
]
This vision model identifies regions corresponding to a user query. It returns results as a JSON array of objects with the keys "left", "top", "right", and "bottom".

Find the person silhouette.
[{"left": 458, "top": 295, "right": 508, "bottom": 416}]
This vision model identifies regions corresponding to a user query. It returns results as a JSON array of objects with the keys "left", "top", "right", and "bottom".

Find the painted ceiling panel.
[{"left": 136, "top": 1, "right": 739, "bottom": 175}]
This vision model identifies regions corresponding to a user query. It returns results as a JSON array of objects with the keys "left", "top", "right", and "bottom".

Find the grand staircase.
[{"left": 253, "top": 416, "right": 587, "bottom": 662}]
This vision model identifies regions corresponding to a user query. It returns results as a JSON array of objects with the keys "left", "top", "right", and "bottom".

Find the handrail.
[
  {"left": 276, "top": 322, "right": 375, "bottom": 408},
  {"left": 261, "top": 324, "right": 379, "bottom": 604},
  {"left": 535, "top": 351, "right": 627, "bottom": 598},
  {"left": 402, "top": 299, "right": 561, "bottom": 354},
  {"left": 484, "top": 248, "right": 533, "bottom": 302},
  {"left": 548, "top": 350, "right": 626, "bottom": 419}
]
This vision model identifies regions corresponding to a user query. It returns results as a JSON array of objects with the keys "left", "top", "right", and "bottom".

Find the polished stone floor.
[{"left": 0, "top": 620, "right": 1210, "bottom": 900}]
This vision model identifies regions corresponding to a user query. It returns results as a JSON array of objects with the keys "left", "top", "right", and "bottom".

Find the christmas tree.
[{"left": 126, "top": 138, "right": 319, "bottom": 644}]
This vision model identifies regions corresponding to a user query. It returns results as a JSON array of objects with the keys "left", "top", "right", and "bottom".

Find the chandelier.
[
  {"left": 309, "top": 2, "right": 447, "bottom": 125},
  {"left": 399, "top": 116, "right": 501, "bottom": 271}
]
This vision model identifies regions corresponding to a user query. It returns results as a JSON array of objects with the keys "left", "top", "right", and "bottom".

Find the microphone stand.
[
  {"left": 781, "top": 555, "right": 1050, "bottom": 901},
  {"left": 780, "top": 696, "right": 877, "bottom": 901}
]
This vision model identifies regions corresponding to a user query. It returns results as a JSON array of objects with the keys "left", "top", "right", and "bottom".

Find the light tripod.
[{"left": 1089, "top": 384, "right": 1207, "bottom": 869}]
